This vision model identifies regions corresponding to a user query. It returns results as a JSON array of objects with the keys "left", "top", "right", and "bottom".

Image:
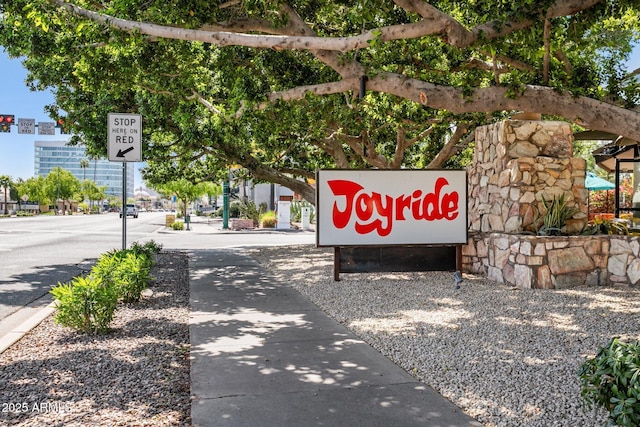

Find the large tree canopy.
[{"left": 1, "top": 1, "right": 639, "bottom": 203}]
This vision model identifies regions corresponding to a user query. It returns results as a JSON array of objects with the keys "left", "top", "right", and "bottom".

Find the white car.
[{"left": 120, "top": 204, "right": 139, "bottom": 218}]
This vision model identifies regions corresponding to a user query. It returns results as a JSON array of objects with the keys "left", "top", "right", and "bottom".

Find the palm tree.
[
  {"left": 80, "top": 158, "right": 90, "bottom": 181},
  {"left": 0, "top": 175, "right": 13, "bottom": 215}
]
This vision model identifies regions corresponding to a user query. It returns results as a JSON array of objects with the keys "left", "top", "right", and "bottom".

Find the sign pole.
[
  {"left": 122, "top": 161, "right": 127, "bottom": 250},
  {"left": 107, "top": 112, "right": 142, "bottom": 249}
]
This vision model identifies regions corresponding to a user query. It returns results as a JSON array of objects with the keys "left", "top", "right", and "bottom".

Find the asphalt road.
[{"left": 0, "top": 211, "right": 314, "bottom": 321}]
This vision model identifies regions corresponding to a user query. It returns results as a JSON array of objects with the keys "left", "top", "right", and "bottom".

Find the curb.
[{"left": 0, "top": 295, "right": 56, "bottom": 354}]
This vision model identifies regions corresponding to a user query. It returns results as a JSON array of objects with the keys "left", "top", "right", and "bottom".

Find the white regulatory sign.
[
  {"left": 38, "top": 122, "right": 56, "bottom": 135},
  {"left": 108, "top": 113, "right": 142, "bottom": 162},
  {"left": 18, "top": 118, "right": 35, "bottom": 134}
]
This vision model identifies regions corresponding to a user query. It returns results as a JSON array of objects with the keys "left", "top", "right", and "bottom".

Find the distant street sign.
[
  {"left": 18, "top": 118, "right": 35, "bottom": 134},
  {"left": 38, "top": 122, "right": 56, "bottom": 135},
  {"left": 108, "top": 113, "right": 142, "bottom": 162}
]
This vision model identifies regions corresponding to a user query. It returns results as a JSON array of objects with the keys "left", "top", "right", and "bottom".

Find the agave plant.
[
  {"left": 582, "top": 216, "right": 630, "bottom": 235},
  {"left": 536, "top": 194, "right": 579, "bottom": 236}
]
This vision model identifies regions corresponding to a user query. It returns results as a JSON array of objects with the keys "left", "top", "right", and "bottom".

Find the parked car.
[{"left": 119, "top": 204, "right": 139, "bottom": 218}]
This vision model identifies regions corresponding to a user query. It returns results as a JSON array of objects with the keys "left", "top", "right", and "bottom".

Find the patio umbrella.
[
  {"left": 585, "top": 172, "right": 615, "bottom": 218},
  {"left": 585, "top": 172, "right": 615, "bottom": 191}
]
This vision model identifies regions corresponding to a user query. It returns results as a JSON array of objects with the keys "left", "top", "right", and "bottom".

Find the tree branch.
[
  {"left": 478, "top": 50, "right": 536, "bottom": 73},
  {"left": 543, "top": 18, "right": 551, "bottom": 85},
  {"left": 189, "top": 91, "right": 224, "bottom": 115},
  {"left": 51, "top": 0, "right": 435, "bottom": 52},
  {"left": 366, "top": 72, "right": 640, "bottom": 141},
  {"left": 554, "top": 49, "right": 573, "bottom": 75},
  {"left": 51, "top": 0, "right": 603, "bottom": 53},
  {"left": 426, "top": 124, "right": 469, "bottom": 169},
  {"left": 255, "top": 69, "right": 640, "bottom": 144},
  {"left": 316, "top": 134, "right": 351, "bottom": 168},
  {"left": 262, "top": 79, "right": 359, "bottom": 107},
  {"left": 390, "top": 125, "right": 437, "bottom": 168}
]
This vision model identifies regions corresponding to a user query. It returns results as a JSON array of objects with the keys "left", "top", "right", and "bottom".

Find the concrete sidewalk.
[{"left": 189, "top": 249, "right": 482, "bottom": 427}]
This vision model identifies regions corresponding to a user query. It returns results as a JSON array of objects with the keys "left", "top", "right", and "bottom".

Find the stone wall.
[
  {"left": 461, "top": 119, "right": 636, "bottom": 289},
  {"left": 467, "top": 120, "right": 588, "bottom": 234},
  {"left": 463, "top": 233, "right": 640, "bottom": 289}
]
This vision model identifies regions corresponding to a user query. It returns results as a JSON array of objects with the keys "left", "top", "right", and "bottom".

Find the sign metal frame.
[
  {"left": 108, "top": 113, "right": 142, "bottom": 162},
  {"left": 316, "top": 169, "right": 468, "bottom": 247}
]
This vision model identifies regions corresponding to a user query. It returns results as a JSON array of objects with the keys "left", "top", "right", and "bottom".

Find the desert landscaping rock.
[
  {"left": 0, "top": 252, "right": 190, "bottom": 426},
  {"left": 3, "top": 245, "right": 639, "bottom": 426},
  {"left": 249, "top": 245, "right": 640, "bottom": 427}
]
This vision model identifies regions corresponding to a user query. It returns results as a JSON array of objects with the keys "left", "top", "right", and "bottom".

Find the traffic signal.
[
  {"left": 0, "top": 115, "right": 14, "bottom": 132},
  {"left": 56, "top": 118, "right": 69, "bottom": 134}
]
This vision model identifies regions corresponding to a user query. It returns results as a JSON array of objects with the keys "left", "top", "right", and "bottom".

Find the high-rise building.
[{"left": 34, "top": 140, "right": 134, "bottom": 199}]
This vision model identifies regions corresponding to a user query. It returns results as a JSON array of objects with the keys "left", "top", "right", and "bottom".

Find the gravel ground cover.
[
  {"left": 3, "top": 244, "right": 640, "bottom": 427},
  {"left": 0, "top": 251, "right": 191, "bottom": 427},
  {"left": 248, "top": 244, "right": 640, "bottom": 427}
]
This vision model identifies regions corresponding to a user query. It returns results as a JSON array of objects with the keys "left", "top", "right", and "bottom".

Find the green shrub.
[
  {"left": 229, "top": 200, "right": 242, "bottom": 218},
  {"left": 101, "top": 247, "right": 151, "bottom": 268},
  {"left": 260, "top": 211, "right": 277, "bottom": 228},
  {"left": 92, "top": 251, "right": 121, "bottom": 284},
  {"left": 579, "top": 337, "right": 640, "bottom": 426},
  {"left": 171, "top": 221, "right": 185, "bottom": 230},
  {"left": 93, "top": 249, "right": 152, "bottom": 304},
  {"left": 112, "top": 252, "right": 150, "bottom": 304},
  {"left": 130, "top": 240, "right": 163, "bottom": 262},
  {"left": 214, "top": 200, "right": 243, "bottom": 218},
  {"left": 239, "top": 200, "right": 262, "bottom": 226},
  {"left": 50, "top": 275, "right": 118, "bottom": 334}
]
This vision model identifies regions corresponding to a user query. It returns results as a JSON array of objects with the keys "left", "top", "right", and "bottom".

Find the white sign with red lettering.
[{"left": 316, "top": 169, "right": 467, "bottom": 246}]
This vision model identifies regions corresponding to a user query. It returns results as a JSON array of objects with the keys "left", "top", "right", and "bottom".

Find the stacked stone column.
[{"left": 467, "top": 120, "right": 588, "bottom": 234}]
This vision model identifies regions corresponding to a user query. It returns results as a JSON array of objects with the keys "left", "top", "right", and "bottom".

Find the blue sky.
[
  {"left": 1, "top": 44, "right": 639, "bottom": 183},
  {"left": 0, "top": 48, "right": 144, "bottom": 185}
]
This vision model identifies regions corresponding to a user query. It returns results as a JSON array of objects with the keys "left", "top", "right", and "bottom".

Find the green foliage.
[
  {"left": 583, "top": 217, "right": 630, "bottom": 235},
  {"left": 80, "top": 178, "right": 107, "bottom": 206},
  {"left": 260, "top": 210, "right": 277, "bottom": 228},
  {"left": 50, "top": 276, "right": 118, "bottom": 334},
  {"left": 93, "top": 249, "right": 152, "bottom": 303},
  {"left": 114, "top": 252, "right": 151, "bottom": 304},
  {"left": 44, "top": 167, "right": 79, "bottom": 206},
  {"left": 579, "top": 338, "right": 640, "bottom": 427},
  {"left": 18, "top": 176, "right": 50, "bottom": 206},
  {"left": 290, "top": 200, "right": 315, "bottom": 223},
  {"left": 239, "top": 200, "right": 261, "bottom": 226},
  {"left": 0, "top": 175, "right": 12, "bottom": 215},
  {"left": 171, "top": 220, "right": 185, "bottom": 230},
  {"left": 150, "top": 179, "right": 214, "bottom": 216},
  {"left": 130, "top": 240, "right": 163, "bottom": 259},
  {"left": 536, "top": 194, "right": 579, "bottom": 236},
  {"left": 229, "top": 200, "right": 242, "bottom": 218},
  {"left": 50, "top": 242, "right": 161, "bottom": 333},
  {"left": 2, "top": 1, "right": 639, "bottom": 205}
]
